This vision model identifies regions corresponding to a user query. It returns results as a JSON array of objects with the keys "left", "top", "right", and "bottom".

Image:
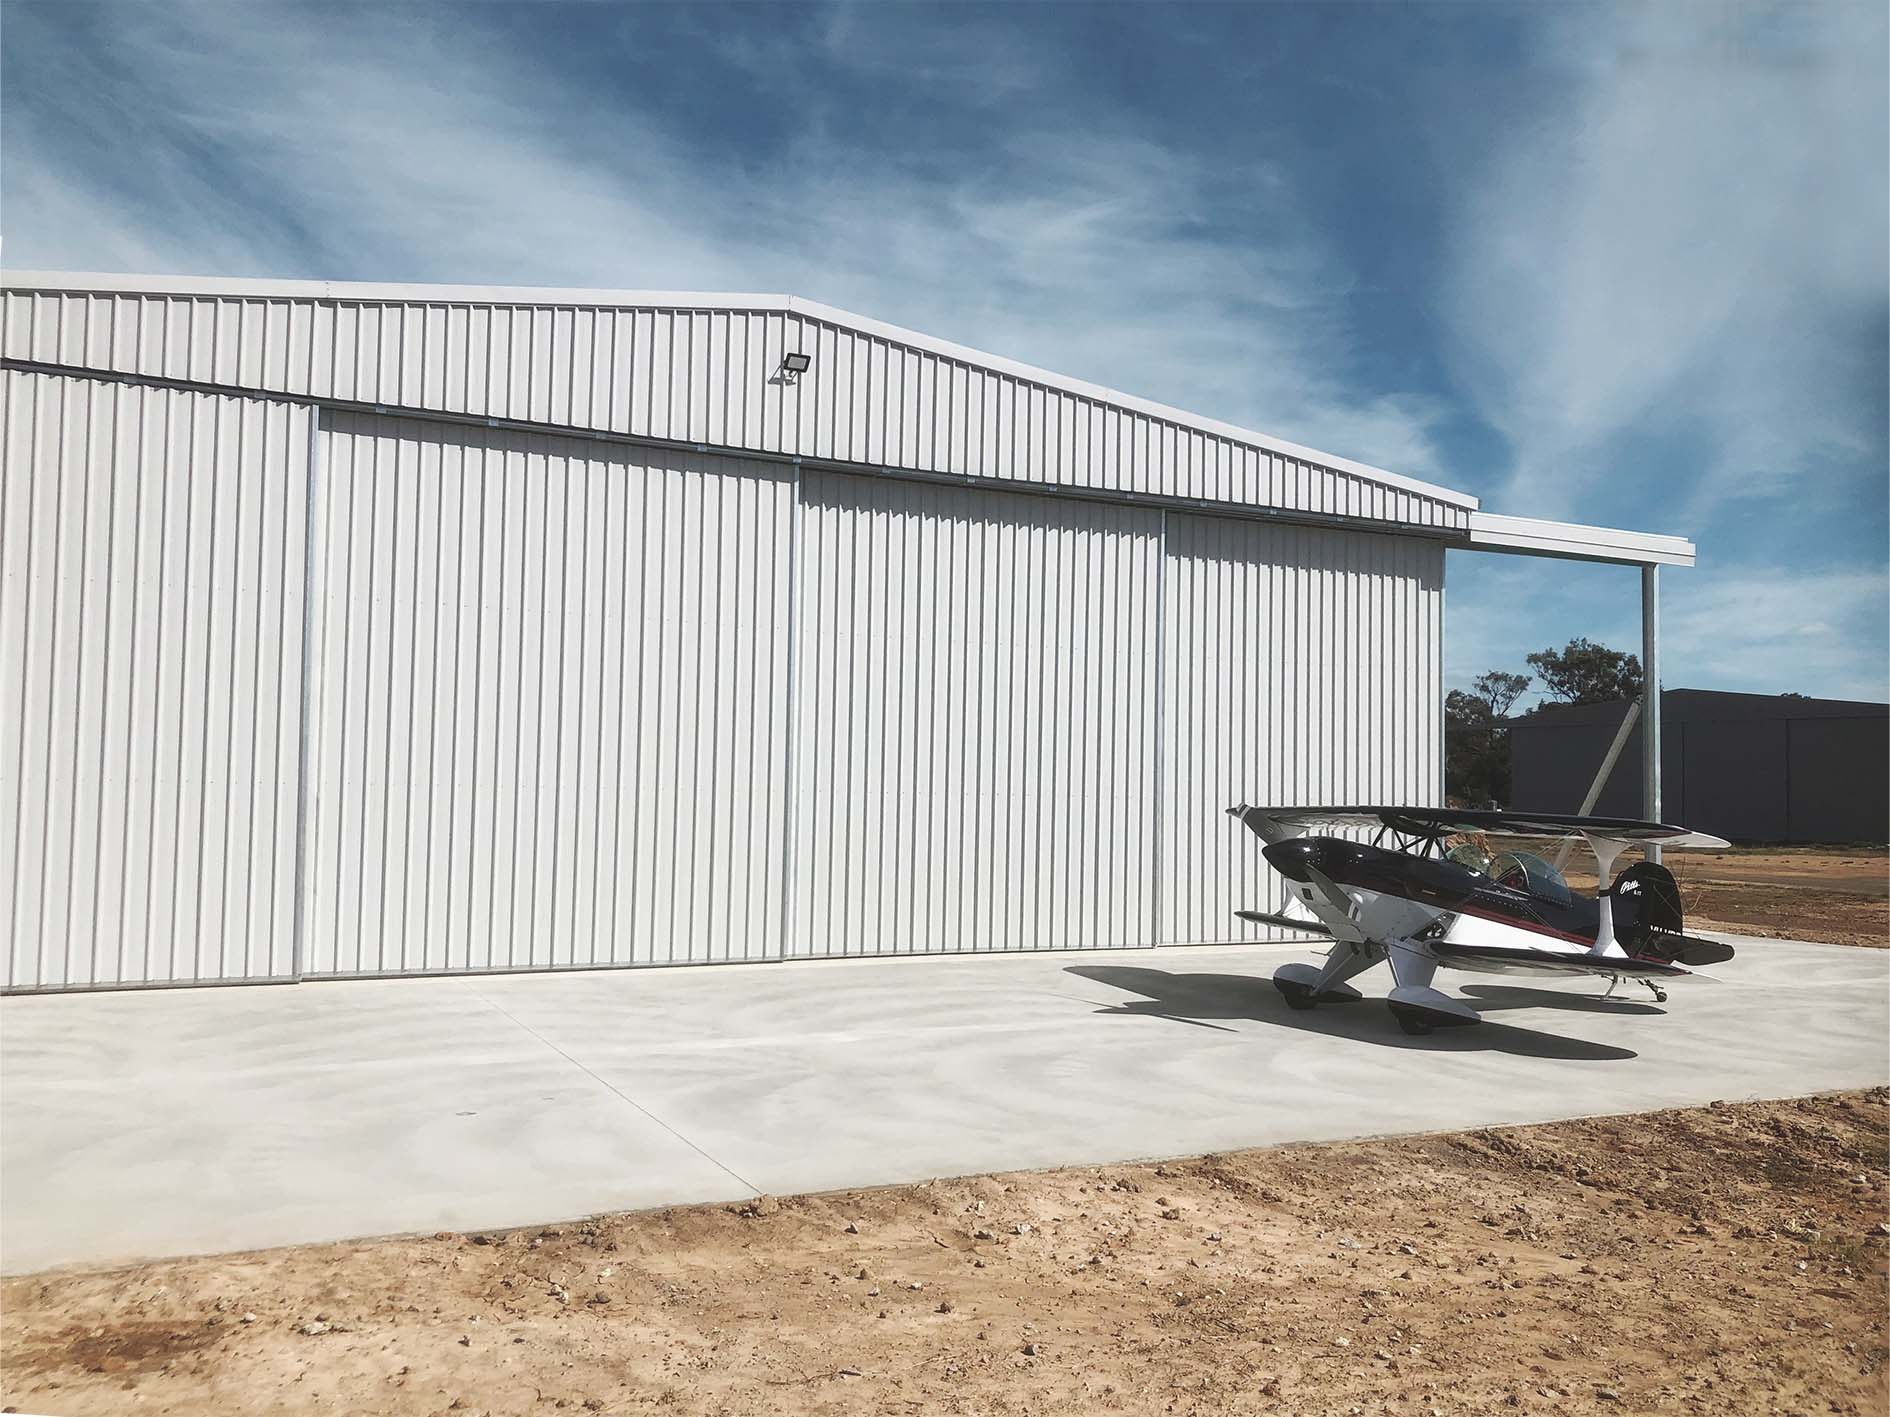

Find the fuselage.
[{"left": 1262, "top": 835, "right": 1693, "bottom": 978}]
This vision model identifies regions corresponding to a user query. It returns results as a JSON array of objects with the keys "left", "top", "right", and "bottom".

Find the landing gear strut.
[{"left": 1602, "top": 974, "right": 1667, "bottom": 1004}]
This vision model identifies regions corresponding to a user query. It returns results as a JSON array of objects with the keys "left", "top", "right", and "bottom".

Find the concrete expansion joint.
[{"left": 467, "top": 986, "right": 762, "bottom": 1197}]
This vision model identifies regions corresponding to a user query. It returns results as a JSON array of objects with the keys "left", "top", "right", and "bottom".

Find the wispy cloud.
[
  {"left": 1449, "top": 554, "right": 1888, "bottom": 704},
  {"left": 0, "top": 1, "right": 1453, "bottom": 481},
  {"left": 1444, "top": 556, "right": 1629, "bottom": 707},
  {"left": 1441, "top": 3, "right": 1887, "bottom": 521},
  {"left": 1658, "top": 564, "right": 1888, "bottom": 701},
  {"left": 6, "top": 1, "right": 1883, "bottom": 703}
]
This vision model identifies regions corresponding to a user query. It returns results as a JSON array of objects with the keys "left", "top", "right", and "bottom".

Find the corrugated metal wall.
[
  {"left": 302, "top": 413, "right": 793, "bottom": 974},
  {"left": 790, "top": 473, "right": 1163, "bottom": 954},
  {"left": 1, "top": 370, "right": 310, "bottom": 988},
  {"left": 1160, "top": 514, "right": 1443, "bottom": 942},
  {"left": 2, "top": 284, "right": 1470, "bottom": 531},
  {"left": 2, "top": 306, "right": 1450, "bottom": 989},
  {"left": 1509, "top": 692, "right": 1889, "bottom": 844}
]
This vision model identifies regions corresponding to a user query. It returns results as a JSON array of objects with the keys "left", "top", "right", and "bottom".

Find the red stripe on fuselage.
[{"left": 1449, "top": 900, "right": 1595, "bottom": 948}]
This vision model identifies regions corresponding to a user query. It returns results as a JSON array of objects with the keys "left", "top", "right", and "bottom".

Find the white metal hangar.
[{"left": 0, "top": 272, "right": 1694, "bottom": 992}]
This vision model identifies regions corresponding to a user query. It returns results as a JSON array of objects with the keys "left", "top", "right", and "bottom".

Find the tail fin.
[
  {"left": 1614, "top": 861, "right": 1684, "bottom": 935},
  {"left": 1609, "top": 860, "right": 1732, "bottom": 964}
]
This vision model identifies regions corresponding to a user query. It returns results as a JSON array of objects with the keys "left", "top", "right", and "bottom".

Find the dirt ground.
[
  {"left": 1672, "top": 848, "right": 1886, "bottom": 950},
  {"left": 1540, "top": 844, "right": 1887, "bottom": 949},
  {"left": 5, "top": 1090, "right": 1885, "bottom": 1417}
]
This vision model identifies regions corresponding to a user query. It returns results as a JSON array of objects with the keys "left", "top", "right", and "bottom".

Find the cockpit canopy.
[
  {"left": 1445, "top": 840, "right": 1574, "bottom": 907},
  {"left": 1486, "top": 850, "right": 1573, "bottom": 909}
]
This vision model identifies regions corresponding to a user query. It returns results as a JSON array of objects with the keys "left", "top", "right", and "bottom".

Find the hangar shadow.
[{"left": 1064, "top": 965, "right": 1638, "bottom": 1062}]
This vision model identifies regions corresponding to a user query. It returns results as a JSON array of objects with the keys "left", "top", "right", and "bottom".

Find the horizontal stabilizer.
[
  {"left": 1236, "top": 909, "right": 1332, "bottom": 936},
  {"left": 1642, "top": 933, "right": 1736, "bottom": 968}
]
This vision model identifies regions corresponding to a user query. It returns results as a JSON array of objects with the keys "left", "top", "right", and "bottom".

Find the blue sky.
[{"left": 5, "top": 1, "right": 1885, "bottom": 704}]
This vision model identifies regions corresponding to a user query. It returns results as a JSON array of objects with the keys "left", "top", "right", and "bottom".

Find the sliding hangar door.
[
  {"left": 301, "top": 428, "right": 1215, "bottom": 972},
  {"left": 2, "top": 282, "right": 1449, "bottom": 992},
  {"left": 791, "top": 478, "right": 1444, "bottom": 955},
  {"left": 286, "top": 433, "right": 1175, "bottom": 971},
  {"left": 2, "top": 370, "right": 311, "bottom": 990},
  {"left": 792, "top": 472, "right": 1163, "bottom": 956},
  {"left": 301, "top": 413, "right": 795, "bottom": 975}
]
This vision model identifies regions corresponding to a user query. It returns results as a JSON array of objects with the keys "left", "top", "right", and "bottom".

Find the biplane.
[{"left": 1227, "top": 805, "right": 1736, "bottom": 1035}]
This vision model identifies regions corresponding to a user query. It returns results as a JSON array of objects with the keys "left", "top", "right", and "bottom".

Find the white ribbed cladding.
[
  {"left": 790, "top": 473, "right": 1162, "bottom": 954},
  {"left": 1, "top": 284, "right": 1472, "bottom": 531},
  {"left": 1159, "top": 513, "right": 1443, "bottom": 943},
  {"left": 301, "top": 413, "right": 793, "bottom": 975},
  {"left": 1, "top": 371, "right": 309, "bottom": 988},
  {"left": 1, "top": 284, "right": 1463, "bottom": 990}
]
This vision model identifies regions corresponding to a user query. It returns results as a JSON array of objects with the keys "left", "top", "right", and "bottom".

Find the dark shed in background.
[{"left": 1508, "top": 690, "right": 1888, "bottom": 844}]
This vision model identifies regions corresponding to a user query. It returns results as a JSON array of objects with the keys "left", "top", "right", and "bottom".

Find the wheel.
[
  {"left": 1651, "top": 986, "right": 1668, "bottom": 1003},
  {"left": 1388, "top": 1003, "right": 1433, "bottom": 1036},
  {"left": 1273, "top": 978, "right": 1319, "bottom": 1011}
]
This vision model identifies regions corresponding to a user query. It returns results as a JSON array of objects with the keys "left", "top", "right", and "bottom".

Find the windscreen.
[{"left": 1489, "top": 851, "right": 1573, "bottom": 909}]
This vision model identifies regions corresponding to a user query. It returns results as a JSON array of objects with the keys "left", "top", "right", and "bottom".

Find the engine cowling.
[{"left": 1262, "top": 836, "right": 1485, "bottom": 910}]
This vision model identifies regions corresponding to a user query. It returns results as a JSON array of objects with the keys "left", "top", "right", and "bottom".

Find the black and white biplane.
[{"left": 1227, "top": 805, "right": 1735, "bottom": 1035}]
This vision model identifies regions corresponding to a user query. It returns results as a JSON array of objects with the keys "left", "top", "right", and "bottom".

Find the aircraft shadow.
[
  {"left": 1459, "top": 983, "right": 1664, "bottom": 1017},
  {"left": 1065, "top": 965, "right": 1639, "bottom": 1062}
]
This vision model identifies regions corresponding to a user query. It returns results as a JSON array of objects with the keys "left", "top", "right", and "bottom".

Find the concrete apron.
[{"left": 3, "top": 935, "right": 1885, "bottom": 1273}]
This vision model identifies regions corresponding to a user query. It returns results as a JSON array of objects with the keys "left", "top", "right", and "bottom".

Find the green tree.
[
  {"left": 1472, "top": 669, "right": 1532, "bottom": 719},
  {"left": 1445, "top": 690, "right": 1498, "bottom": 806},
  {"left": 1444, "top": 669, "right": 1537, "bottom": 806},
  {"left": 1444, "top": 694, "right": 1510, "bottom": 807},
  {"left": 1526, "top": 638, "right": 1644, "bottom": 705}
]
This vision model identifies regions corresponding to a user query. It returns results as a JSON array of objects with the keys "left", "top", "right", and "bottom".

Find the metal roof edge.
[
  {"left": 1509, "top": 688, "right": 1889, "bottom": 724},
  {"left": 0, "top": 268, "right": 799, "bottom": 315},
  {"left": 2, "top": 268, "right": 1480, "bottom": 513},
  {"left": 1465, "top": 511, "right": 1695, "bottom": 567}
]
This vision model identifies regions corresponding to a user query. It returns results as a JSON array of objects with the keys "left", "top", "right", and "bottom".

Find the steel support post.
[{"left": 1642, "top": 564, "right": 1662, "bottom": 863}]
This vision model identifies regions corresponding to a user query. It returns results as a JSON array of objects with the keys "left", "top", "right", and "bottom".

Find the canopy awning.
[{"left": 1463, "top": 512, "right": 1694, "bottom": 568}]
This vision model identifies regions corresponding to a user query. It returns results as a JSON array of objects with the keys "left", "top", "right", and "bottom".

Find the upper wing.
[{"left": 1227, "top": 804, "right": 1729, "bottom": 850}]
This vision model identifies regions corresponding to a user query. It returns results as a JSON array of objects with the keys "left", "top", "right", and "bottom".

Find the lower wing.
[
  {"left": 1430, "top": 939, "right": 1693, "bottom": 979},
  {"left": 1235, "top": 909, "right": 1333, "bottom": 936}
]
